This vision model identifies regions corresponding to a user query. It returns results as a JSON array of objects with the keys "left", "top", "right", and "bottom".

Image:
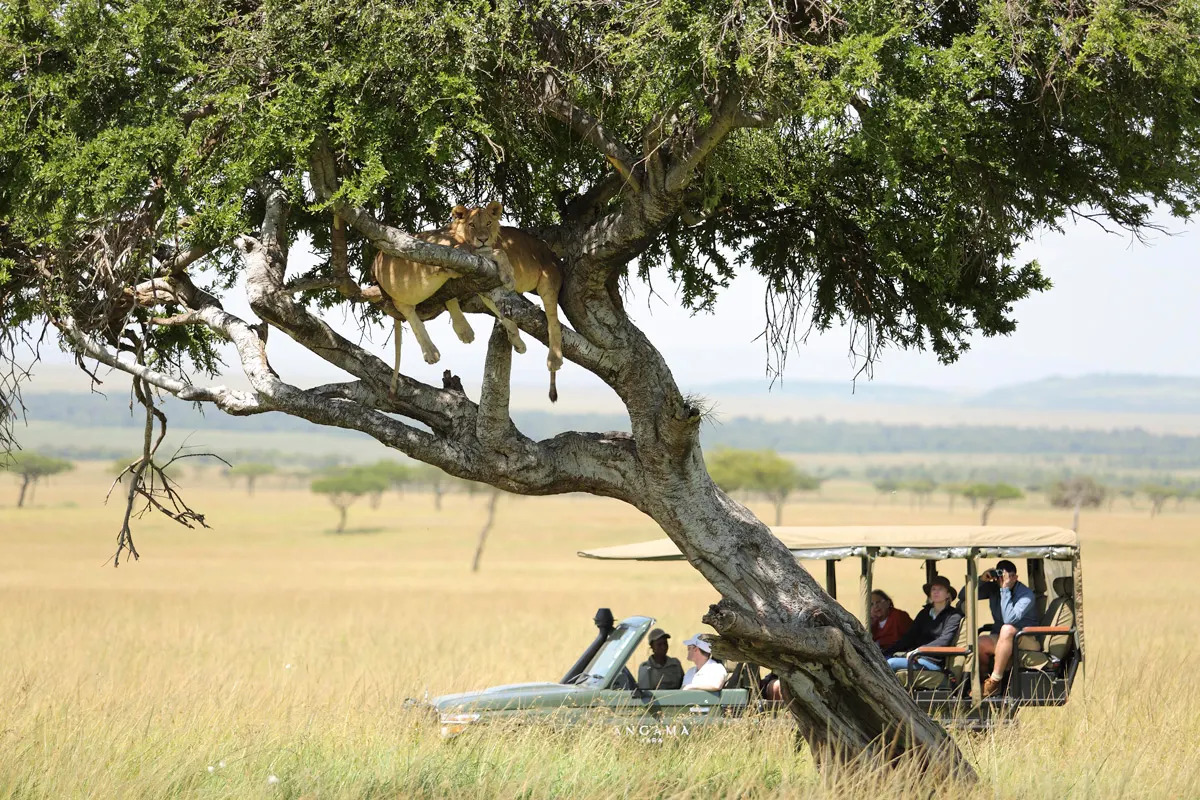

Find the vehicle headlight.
[{"left": 439, "top": 712, "right": 481, "bottom": 737}]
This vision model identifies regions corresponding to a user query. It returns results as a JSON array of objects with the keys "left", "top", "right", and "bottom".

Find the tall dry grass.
[{"left": 1, "top": 463, "right": 1198, "bottom": 798}]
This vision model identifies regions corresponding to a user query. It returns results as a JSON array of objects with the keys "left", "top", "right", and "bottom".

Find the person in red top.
[{"left": 870, "top": 590, "right": 912, "bottom": 651}]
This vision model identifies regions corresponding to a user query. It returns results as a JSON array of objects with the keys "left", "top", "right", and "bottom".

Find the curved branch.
[
  {"left": 541, "top": 88, "right": 640, "bottom": 191},
  {"left": 308, "top": 141, "right": 505, "bottom": 284}
]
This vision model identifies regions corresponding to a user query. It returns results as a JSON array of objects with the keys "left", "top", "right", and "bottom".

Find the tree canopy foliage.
[{"left": 5, "top": 0, "right": 1199, "bottom": 396}]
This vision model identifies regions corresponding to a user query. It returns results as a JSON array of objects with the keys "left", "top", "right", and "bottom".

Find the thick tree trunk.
[
  {"left": 980, "top": 501, "right": 994, "bottom": 526},
  {"left": 17, "top": 475, "right": 30, "bottom": 507},
  {"left": 335, "top": 505, "right": 347, "bottom": 533},
  {"left": 637, "top": 457, "right": 972, "bottom": 776}
]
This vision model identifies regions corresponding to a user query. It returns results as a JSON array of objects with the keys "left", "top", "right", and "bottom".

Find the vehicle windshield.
[{"left": 575, "top": 623, "right": 641, "bottom": 688}]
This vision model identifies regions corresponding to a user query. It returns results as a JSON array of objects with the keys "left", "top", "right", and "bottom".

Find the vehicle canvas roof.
[{"left": 578, "top": 525, "right": 1080, "bottom": 562}]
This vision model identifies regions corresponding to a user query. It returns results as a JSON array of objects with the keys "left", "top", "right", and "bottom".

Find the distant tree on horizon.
[
  {"left": 964, "top": 483, "right": 1024, "bottom": 526},
  {"left": 311, "top": 468, "right": 390, "bottom": 533},
  {"left": 227, "top": 463, "right": 276, "bottom": 496},
  {"left": 1048, "top": 476, "right": 1107, "bottom": 531},
  {"left": 2, "top": 452, "right": 74, "bottom": 507},
  {"left": 904, "top": 478, "right": 937, "bottom": 510},
  {"left": 708, "top": 449, "right": 821, "bottom": 525},
  {"left": 1142, "top": 484, "right": 1178, "bottom": 517}
]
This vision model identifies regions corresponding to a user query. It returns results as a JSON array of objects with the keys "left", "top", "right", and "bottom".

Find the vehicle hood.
[{"left": 433, "top": 682, "right": 581, "bottom": 713}]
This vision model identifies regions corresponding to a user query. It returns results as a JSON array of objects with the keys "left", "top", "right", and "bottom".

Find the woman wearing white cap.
[{"left": 681, "top": 634, "right": 729, "bottom": 691}]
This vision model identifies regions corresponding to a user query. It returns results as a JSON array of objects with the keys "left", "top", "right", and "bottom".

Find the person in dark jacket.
[{"left": 884, "top": 576, "right": 963, "bottom": 673}]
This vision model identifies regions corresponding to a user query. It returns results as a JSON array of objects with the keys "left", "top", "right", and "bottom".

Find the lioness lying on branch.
[{"left": 372, "top": 202, "right": 564, "bottom": 401}]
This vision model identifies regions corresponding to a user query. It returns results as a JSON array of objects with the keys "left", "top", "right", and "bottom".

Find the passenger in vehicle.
[
  {"left": 883, "top": 576, "right": 963, "bottom": 673},
  {"left": 977, "top": 559, "right": 1040, "bottom": 697},
  {"left": 636, "top": 628, "right": 684, "bottom": 690},
  {"left": 681, "top": 634, "right": 728, "bottom": 690},
  {"left": 870, "top": 589, "right": 912, "bottom": 651}
]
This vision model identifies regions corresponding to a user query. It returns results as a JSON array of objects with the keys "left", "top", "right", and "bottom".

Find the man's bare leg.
[
  {"left": 977, "top": 633, "right": 997, "bottom": 677},
  {"left": 992, "top": 624, "right": 1018, "bottom": 676}
]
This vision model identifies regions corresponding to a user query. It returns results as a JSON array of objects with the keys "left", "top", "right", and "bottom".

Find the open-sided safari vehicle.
[
  {"left": 432, "top": 610, "right": 757, "bottom": 738},
  {"left": 432, "top": 526, "right": 1083, "bottom": 735},
  {"left": 580, "top": 525, "right": 1085, "bottom": 727}
]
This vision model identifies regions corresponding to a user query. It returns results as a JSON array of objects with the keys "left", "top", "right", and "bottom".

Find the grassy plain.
[{"left": 1, "top": 463, "right": 1198, "bottom": 799}]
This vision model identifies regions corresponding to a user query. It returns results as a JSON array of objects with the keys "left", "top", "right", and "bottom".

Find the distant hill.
[
  {"left": 9, "top": 392, "right": 1200, "bottom": 468},
  {"left": 696, "top": 379, "right": 958, "bottom": 406},
  {"left": 701, "top": 373, "right": 1200, "bottom": 415},
  {"left": 965, "top": 374, "right": 1200, "bottom": 414}
]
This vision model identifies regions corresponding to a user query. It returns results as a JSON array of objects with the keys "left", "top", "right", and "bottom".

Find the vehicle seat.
[
  {"left": 1019, "top": 577, "right": 1075, "bottom": 671},
  {"left": 895, "top": 613, "right": 970, "bottom": 691},
  {"left": 723, "top": 661, "right": 759, "bottom": 691}
]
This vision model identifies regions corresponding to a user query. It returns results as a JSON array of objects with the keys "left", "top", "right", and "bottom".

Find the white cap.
[{"left": 682, "top": 634, "right": 712, "bottom": 654}]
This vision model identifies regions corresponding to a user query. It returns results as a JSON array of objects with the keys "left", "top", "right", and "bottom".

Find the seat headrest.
[{"left": 1052, "top": 577, "right": 1074, "bottom": 598}]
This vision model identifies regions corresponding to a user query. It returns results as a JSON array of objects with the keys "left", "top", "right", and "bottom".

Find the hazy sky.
[{"left": 29, "top": 210, "right": 1200, "bottom": 399}]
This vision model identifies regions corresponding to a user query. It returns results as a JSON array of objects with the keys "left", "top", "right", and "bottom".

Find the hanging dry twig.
[{"left": 103, "top": 341, "right": 226, "bottom": 566}]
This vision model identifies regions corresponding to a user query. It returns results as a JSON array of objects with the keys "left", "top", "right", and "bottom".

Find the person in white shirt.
[{"left": 680, "top": 634, "right": 728, "bottom": 691}]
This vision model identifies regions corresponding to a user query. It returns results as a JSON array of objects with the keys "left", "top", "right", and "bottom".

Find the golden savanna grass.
[{"left": 1, "top": 463, "right": 1198, "bottom": 798}]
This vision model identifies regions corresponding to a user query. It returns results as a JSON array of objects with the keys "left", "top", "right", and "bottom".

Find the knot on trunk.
[{"left": 702, "top": 598, "right": 846, "bottom": 666}]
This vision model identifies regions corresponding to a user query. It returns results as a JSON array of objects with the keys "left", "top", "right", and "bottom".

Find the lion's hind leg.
[
  {"left": 395, "top": 302, "right": 442, "bottom": 364},
  {"left": 445, "top": 298, "right": 476, "bottom": 344},
  {"left": 478, "top": 294, "right": 526, "bottom": 354}
]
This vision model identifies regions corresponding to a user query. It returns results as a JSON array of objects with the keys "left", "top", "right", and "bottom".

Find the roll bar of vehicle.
[
  {"left": 561, "top": 607, "right": 615, "bottom": 684},
  {"left": 578, "top": 525, "right": 1083, "bottom": 706}
]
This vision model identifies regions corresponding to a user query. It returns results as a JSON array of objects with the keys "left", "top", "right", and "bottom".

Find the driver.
[
  {"left": 636, "top": 628, "right": 684, "bottom": 690},
  {"left": 681, "top": 634, "right": 728, "bottom": 691}
]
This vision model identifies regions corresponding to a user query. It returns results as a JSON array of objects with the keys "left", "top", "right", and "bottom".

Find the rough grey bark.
[{"left": 55, "top": 99, "right": 974, "bottom": 778}]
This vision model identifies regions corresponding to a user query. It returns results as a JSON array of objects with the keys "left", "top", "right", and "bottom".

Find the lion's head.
[{"left": 449, "top": 201, "right": 501, "bottom": 249}]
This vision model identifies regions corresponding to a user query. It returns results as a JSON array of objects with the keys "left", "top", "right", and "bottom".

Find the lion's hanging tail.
[
  {"left": 549, "top": 370, "right": 558, "bottom": 403},
  {"left": 392, "top": 320, "right": 402, "bottom": 395}
]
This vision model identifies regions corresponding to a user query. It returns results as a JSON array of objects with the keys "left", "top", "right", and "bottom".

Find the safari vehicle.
[
  {"left": 432, "top": 526, "right": 1083, "bottom": 735},
  {"left": 432, "top": 609, "right": 758, "bottom": 738},
  {"left": 579, "top": 525, "right": 1084, "bottom": 727}
]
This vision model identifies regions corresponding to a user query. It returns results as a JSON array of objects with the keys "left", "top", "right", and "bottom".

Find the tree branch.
[
  {"left": 540, "top": 76, "right": 640, "bottom": 192},
  {"left": 477, "top": 320, "right": 514, "bottom": 448},
  {"left": 308, "top": 140, "right": 505, "bottom": 284}
]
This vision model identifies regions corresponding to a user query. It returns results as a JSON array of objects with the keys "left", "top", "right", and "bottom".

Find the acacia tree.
[
  {"left": 1048, "top": 476, "right": 1107, "bottom": 531},
  {"left": 3, "top": 1, "right": 1199, "bottom": 774},
  {"left": 3, "top": 452, "right": 73, "bottom": 507},
  {"left": 227, "top": 462, "right": 276, "bottom": 496},
  {"left": 964, "top": 483, "right": 1024, "bottom": 526},
  {"left": 708, "top": 448, "right": 820, "bottom": 525},
  {"left": 311, "top": 468, "right": 388, "bottom": 533}
]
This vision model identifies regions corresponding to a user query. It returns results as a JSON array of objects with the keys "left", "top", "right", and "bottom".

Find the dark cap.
[
  {"left": 922, "top": 575, "right": 958, "bottom": 601},
  {"left": 996, "top": 559, "right": 1018, "bottom": 574},
  {"left": 648, "top": 628, "right": 670, "bottom": 643}
]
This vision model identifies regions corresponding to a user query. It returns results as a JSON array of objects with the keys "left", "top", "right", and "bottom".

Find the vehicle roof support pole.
[
  {"left": 826, "top": 559, "right": 838, "bottom": 600},
  {"left": 860, "top": 552, "right": 873, "bottom": 626},
  {"left": 966, "top": 554, "right": 979, "bottom": 704},
  {"left": 925, "top": 559, "right": 937, "bottom": 586}
]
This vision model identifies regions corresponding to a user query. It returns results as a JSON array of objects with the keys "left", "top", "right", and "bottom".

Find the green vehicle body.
[{"left": 432, "top": 613, "right": 752, "bottom": 738}]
